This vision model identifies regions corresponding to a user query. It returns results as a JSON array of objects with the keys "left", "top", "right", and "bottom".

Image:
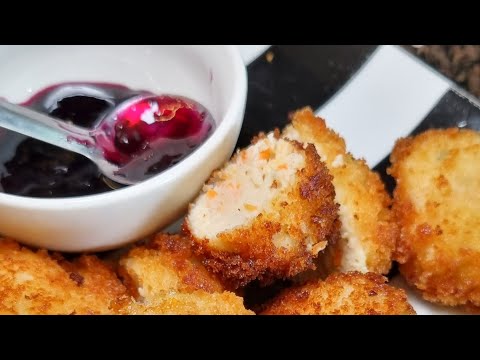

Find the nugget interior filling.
[
  {"left": 284, "top": 125, "right": 368, "bottom": 272},
  {"left": 188, "top": 132, "right": 306, "bottom": 251},
  {"left": 283, "top": 108, "right": 396, "bottom": 275}
]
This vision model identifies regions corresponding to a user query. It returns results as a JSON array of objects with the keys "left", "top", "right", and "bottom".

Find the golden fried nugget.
[
  {"left": 0, "top": 239, "right": 126, "bottom": 315},
  {"left": 389, "top": 128, "right": 480, "bottom": 306},
  {"left": 117, "top": 234, "right": 252, "bottom": 315},
  {"left": 0, "top": 235, "right": 251, "bottom": 315},
  {"left": 119, "top": 233, "right": 224, "bottom": 299},
  {"left": 284, "top": 108, "right": 396, "bottom": 275},
  {"left": 117, "top": 290, "right": 254, "bottom": 315},
  {"left": 184, "top": 130, "right": 338, "bottom": 288},
  {"left": 261, "top": 272, "right": 415, "bottom": 315}
]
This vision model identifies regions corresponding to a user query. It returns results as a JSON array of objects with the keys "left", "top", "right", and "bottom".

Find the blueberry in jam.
[{"left": 0, "top": 83, "right": 215, "bottom": 198}]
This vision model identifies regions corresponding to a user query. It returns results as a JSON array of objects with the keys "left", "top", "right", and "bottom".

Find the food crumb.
[
  {"left": 244, "top": 203, "right": 257, "bottom": 211},
  {"left": 331, "top": 154, "right": 344, "bottom": 168},
  {"left": 69, "top": 272, "right": 84, "bottom": 286},
  {"left": 266, "top": 51, "right": 274, "bottom": 63}
]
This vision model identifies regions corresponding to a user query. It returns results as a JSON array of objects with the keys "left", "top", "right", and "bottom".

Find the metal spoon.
[{"left": 0, "top": 94, "right": 154, "bottom": 186}]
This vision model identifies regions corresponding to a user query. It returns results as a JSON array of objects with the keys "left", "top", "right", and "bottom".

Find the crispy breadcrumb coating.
[
  {"left": 117, "top": 234, "right": 253, "bottom": 315},
  {"left": 184, "top": 130, "right": 338, "bottom": 288},
  {"left": 283, "top": 108, "right": 396, "bottom": 275},
  {"left": 116, "top": 290, "right": 254, "bottom": 315},
  {"left": 261, "top": 272, "right": 415, "bottom": 315},
  {"left": 0, "top": 238, "right": 126, "bottom": 315},
  {"left": 389, "top": 128, "right": 480, "bottom": 306},
  {"left": 118, "top": 233, "right": 224, "bottom": 299},
  {"left": 0, "top": 236, "right": 252, "bottom": 315}
]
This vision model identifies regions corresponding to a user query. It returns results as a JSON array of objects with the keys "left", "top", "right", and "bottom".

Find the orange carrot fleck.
[
  {"left": 259, "top": 149, "right": 272, "bottom": 160},
  {"left": 207, "top": 189, "right": 217, "bottom": 199}
]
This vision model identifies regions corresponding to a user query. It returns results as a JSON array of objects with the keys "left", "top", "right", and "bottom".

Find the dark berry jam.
[{"left": 0, "top": 82, "right": 215, "bottom": 198}]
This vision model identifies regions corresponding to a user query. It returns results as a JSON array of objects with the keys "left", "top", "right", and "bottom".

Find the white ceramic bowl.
[{"left": 0, "top": 45, "right": 247, "bottom": 252}]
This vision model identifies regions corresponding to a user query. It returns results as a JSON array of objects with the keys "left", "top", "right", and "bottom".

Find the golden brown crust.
[
  {"left": 250, "top": 128, "right": 281, "bottom": 146},
  {"left": 115, "top": 233, "right": 253, "bottom": 314},
  {"left": 0, "top": 237, "right": 252, "bottom": 315},
  {"left": 284, "top": 107, "right": 397, "bottom": 275},
  {"left": 0, "top": 239, "right": 127, "bottom": 315},
  {"left": 389, "top": 128, "right": 480, "bottom": 306},
  {"left": 118, "top": 233, "right": 224, "bottom": 299},
  {"left": 261, "top": 272, "right": 416, "bottom": 315},
  {"left": 63, "top": 255, "right": 127, "bottom": 304},
  {"left": 184, "top": 137, "right": 338, "bottom": 288},
  {"left": 116, "top": 290, "right": 254, "bottom": 315},
  {"left": 288, "top": 107, "right": 347, "bottom": 158}
]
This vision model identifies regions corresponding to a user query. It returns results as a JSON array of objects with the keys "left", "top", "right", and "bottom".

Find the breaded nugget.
[
  {"left": 261, "top": 272, "right": 415, "bottom": 315},
  {"left": 117, "top": 234, "right": 253, "bottom": 315},
  {"left": 283, "top": 108, "right": 396, "bottom": 275},
  {"left": 0, "top": 239, "right": 126, "bottom": 315},
  {"left": 119, "top": 233, "right": 224, "bottom": 299},
  {"left": 389, "top": 128, "right": 480, "bottom": 306},
  {"left": 0, "top": 235, "right": 251, "bottom": 315},
  {"left": 184, "top": 130, "right": 338, "bottom": 287},
  {"left": 117, "top": 290, "right": 254, "bottom": 315}
]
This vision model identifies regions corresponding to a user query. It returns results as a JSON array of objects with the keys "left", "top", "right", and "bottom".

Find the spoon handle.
[{"left": 0, "top": 98, "right": 97, "bottom": 160}]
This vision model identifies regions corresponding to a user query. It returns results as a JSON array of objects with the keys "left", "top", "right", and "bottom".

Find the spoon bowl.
[{"left": 0, "top": 87, "right": 215, "bottom": 186}]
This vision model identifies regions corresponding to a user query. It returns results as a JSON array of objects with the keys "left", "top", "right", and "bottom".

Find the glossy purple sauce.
[{"left": 0, "top": 82, "right": 215, "bottom": 198}]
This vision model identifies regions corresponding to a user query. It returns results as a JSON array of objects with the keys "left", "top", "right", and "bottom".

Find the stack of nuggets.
[{"left": 0, "top": 108, "right": 417, "bottom": 315}]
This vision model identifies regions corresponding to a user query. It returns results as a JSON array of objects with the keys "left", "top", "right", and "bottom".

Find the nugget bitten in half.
[
  {"left": 184, "top": 130, "right": 338, "bottom": 288},
  {"left": 0, "top": 239, "right": 127, "bottom": 315},
  {"left": 261, "top": 272, "right": 415, "bottom": 315},
  {"left": 283, "top": 108, "right": 396, "bottom": 275},
  {"left": 389, "top": 128, "right": 480, "bottom": 306},
  {"left": 117, "top": 234, "right": 253, "bottom": 315}
]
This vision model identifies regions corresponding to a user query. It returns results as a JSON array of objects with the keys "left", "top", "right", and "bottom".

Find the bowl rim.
[{"left": 0, "top": 45, "right": 247, "bottom": 210}]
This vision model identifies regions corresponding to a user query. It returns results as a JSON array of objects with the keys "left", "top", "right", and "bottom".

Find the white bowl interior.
[{"left": 0, "top": 45, "right": 236, "bottom": 127}]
